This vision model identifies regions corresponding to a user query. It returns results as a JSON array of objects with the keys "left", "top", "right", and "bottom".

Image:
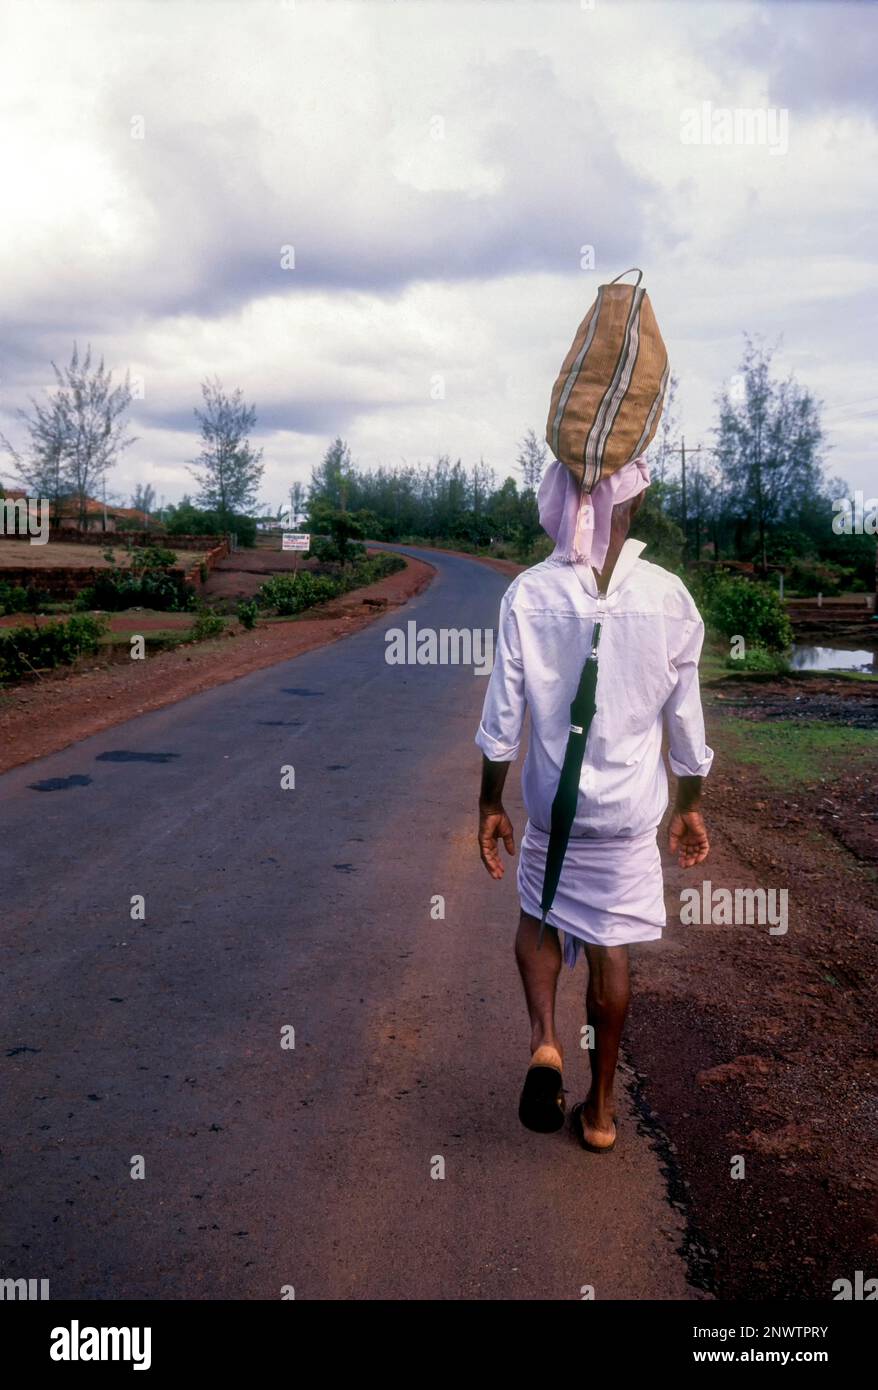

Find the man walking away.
[{"left": 476, "top": 454, "right": 712, "bottom": 1152}]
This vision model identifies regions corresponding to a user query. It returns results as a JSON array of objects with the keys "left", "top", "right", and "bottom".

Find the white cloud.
[{"left": 0, "top": 0, "right": 874, "bottom": 505}]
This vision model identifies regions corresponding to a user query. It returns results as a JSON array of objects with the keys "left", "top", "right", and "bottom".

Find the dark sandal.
[
  {"left": 571, "top": 1101, "right": 617, "bottom": 1153},
  {"left": 519, "top": 1064, "right": 566, "bottom": 1133}
]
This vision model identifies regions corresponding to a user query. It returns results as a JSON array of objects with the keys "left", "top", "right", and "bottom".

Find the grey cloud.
[{"left": 718, "top": 1, "right": 878, "bottom": 116}]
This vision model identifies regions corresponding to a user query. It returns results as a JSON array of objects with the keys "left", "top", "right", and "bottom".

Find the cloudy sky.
[{"left": 1, "top": 0, "right": 875, "bottom": 511}]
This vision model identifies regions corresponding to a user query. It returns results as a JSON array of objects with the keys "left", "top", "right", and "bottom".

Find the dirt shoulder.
[
  {"left": 0, "top": 553, "right": 434, "bottom": 775},
  {"left": 627, "top": 677, "right": 877, "bottom": 1298}
]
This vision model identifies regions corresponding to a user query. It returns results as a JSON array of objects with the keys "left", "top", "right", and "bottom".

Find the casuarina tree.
[
  {"left": 2, "top": 343, "right": 136, "bottom": 527},
  {"left": 188, "top": 377, "right": 264, "bottom": 529}
]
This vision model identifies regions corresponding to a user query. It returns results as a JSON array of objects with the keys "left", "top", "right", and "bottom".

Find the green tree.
[
  {"left": 715, "top": 339, "right": 825, "bottom": 569},
  {"left": 131, "top": 483, "right": 157, "bottom": 521},
  {"left": 310, "top": 437, "right": 355, "bottom": 510},
  {"left": 188, "top": 377, "right": 264, "bottom": 528},
  {"left": 307, "top": 497, "right": 368, "bottom": 563},
  {"left": 516, "top": 428, "right": 548, "bottom": 491},
  {"left": 2, "top": 343, "right": 136, "bottom": 527}
]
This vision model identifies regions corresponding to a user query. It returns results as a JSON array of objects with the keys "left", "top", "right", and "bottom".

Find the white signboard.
[{"left": 282, "top": 532, "right": 310, "bottom": 552}]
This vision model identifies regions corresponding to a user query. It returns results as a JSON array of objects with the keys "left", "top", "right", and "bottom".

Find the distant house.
[{"left": 0, "top": 488, "right": 160, "bottom": 533}]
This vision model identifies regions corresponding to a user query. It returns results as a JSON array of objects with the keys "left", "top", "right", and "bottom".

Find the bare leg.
[
  {"left": 580, "top": 943, "right": 630, "bottom": 1144},
  {"left": 515, "top": 910, "right": 564, "bottom": 1064}
]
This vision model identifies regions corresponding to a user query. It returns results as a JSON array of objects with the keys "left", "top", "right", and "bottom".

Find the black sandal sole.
[{"left": 518, "top": 1065, "right": 566, "bottom": 1133}]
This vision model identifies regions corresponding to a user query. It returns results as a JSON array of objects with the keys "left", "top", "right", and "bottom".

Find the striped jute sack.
[{"left": 546, "top": 268, "right": 669, "bottom": 492}]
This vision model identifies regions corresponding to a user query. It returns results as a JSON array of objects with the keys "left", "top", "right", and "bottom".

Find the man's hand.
[
  {"left": 478, "top": 806, "right": 515, "bottom": 879},
  {"left": 668, "top": 810, "right": 710, "bottom": 868}
]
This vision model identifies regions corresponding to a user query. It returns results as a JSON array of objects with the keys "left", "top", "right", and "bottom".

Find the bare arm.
[
  {"left": 668, "top": 774, "right": 710, "bottom": 868},
  {"left": 478, "top": 755, "right": 516, "bottom": 879}
]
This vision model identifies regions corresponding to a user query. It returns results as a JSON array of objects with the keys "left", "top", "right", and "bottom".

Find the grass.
[
  {"left": 98, "top": 630, "right": 194, "bottom": 656},
  {"left": 699, "top": 643, "right": 733, "bottom": 685},
  {"left": 720, "top": 717, "right": 878, "bottom": 787}
]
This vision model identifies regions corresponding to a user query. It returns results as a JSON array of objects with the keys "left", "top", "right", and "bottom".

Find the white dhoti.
[{"left": 516, "top": 820, "right": 666, "bottom": 967}]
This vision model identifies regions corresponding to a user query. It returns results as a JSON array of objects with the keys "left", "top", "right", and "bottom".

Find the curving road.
[{"left": 0, "top": 546, "right": 700, "bottom": 1301}]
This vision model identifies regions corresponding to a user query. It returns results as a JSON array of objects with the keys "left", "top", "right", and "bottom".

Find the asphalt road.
[{"left": 1, "top": 546, "right": 700, "bottom": 1301}]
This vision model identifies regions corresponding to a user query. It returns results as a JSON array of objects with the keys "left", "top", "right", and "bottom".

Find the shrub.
[
  {"left": 256, "top": 552, "right": 405, "bottom": 616},
  {"left": 0, "top": 581, "right": 30, "bottom": 615},
  {"left": 130, "top": 545, "right": 178, "bottom": 572},
  {"left": 237, "top": 599, "right": 259, "bottom": 630},
  {"left": 0, "top": 582, "right": 50, "bottom": 615},
  {"left": 725, "top": 643, "right": 790, "bottom": 675},
  {"left": 76, "top": 569, "right": 195, "bottom": 612},
  {"left": 699, "top": 573, "right": 793, "bottom": 652},
  {"left": 258, "top": 571, "right": 340, "bottom": 615},
  {"left": 190, "top": 608, "right": 226, "bottom": 641},
  {"left": 0, "top": 613, "right": 108, "bottom": 683},
  {"left": 308, "top": 535, "right": 336, "bottom": 563},
  {"left": 165, "top": 504, "right": 256, "bottom": 547},
  {"left": 785, "top": 558, "right": 848, "bottom": 597}
]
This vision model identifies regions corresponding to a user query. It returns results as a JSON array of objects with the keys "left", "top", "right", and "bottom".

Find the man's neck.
[{"left": 592, "top": 531, "right": 629, "bottom": 595}]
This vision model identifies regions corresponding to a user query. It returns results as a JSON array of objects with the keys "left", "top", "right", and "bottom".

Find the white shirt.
[{"left": 475, "top": 539, "right": 714, "bottom": 839}]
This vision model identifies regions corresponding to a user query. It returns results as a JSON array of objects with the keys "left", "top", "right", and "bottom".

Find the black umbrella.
[{"left": 538, "top": 619, "right": 602, "bottom": 948}]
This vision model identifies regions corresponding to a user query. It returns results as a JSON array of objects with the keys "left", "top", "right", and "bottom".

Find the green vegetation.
[
  {"left": 236, "top": 599, "right": 259, "bottom": 630},
  {"left": 307, "top": 499, "right": 371, "bottom": 564},
  {"left": 186, "top": 377, "right": 264, "bottom": 532},
  {"left": 258, "top": 572, "right": 340, "bottom": 615},
  {"left": 256, "top": 552, "right": 405, "bottom": 617},
  {"left": 164, "top": 497, "right": 256, "bottom": 547},
  {"left": 724, "top": 644, "right": 790, "bottom": 675},
  {"left": 0, "top": 580, "right": 43, "bottom": 615},
  {"left": 190, "top": 608, "right": 226, "bottom": 641},
  {"left": 75, "top": 543, "right": 195, "bottom": 612},
  {"left": 0, "top": 613, "right": 108, "bottom": 683},
  {"left": 720, "top": 717, "right": 878, "bottom": 787},
  {"left": 689, "top": 571, "right": 794, "bottom": 653}
]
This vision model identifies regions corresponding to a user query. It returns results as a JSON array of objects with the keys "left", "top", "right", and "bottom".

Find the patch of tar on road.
[
  {"left": 333, "top": 863, "right": 356, "bottom": 873},
  {"left": 326, "top": 764, "right": 349, "bottom": 771},
  {"left": 27, "top": 774, "right": 92, "bottom": 792},
  {"left": 281, "top": 688, "right": 325, "bottom": 697},
  {"left": 256, "top": 720, "right": 305, "bottom": 727},
  {"left": 95, "top": 751, "right": 181, "bottom": 764},
  {"left": 622, "top": 1051, "right": 717, "bottom": 1297}
]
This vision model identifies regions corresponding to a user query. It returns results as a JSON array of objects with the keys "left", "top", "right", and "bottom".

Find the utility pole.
[
  {"left": 680, "top": 437, "right": 687, "bottom": 554},
  {"left": 693, "top": 442, "right": 703, "bottom": 561},
  {"left": 667, "top": 439, "right": 716, "bottom": 562}
]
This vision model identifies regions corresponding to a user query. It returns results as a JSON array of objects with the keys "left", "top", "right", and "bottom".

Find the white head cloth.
[{"left": 537, "top": 454, "right": 650, "bottom": 571}]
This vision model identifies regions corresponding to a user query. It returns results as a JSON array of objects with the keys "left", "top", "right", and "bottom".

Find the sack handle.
[{"left": 610, "top": 267, "right": 643, "bottom": 287}]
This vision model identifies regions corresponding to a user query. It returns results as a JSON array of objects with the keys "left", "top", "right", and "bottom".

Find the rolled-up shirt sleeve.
[
  {"left": 475, "top": 588, "right": 526, "bottom": 762},
  {"left": 663, "top": 612, "right": 714, "bottom": 778}
]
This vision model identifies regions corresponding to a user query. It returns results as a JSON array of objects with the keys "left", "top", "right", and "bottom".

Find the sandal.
[
  {"left": 518, "top": 1047, "right": 565, "bottom": 1133},
  {"left": 571, "top": 1101, "right": 617, "bottom": 1153}
]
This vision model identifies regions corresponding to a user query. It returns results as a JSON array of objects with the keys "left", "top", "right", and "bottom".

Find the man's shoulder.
[
  {"left": 503, "top": 558, "right": 574, "bottom": 607},
  {"left": 633, "top": 556, "right": 702, "bottom": 620}
]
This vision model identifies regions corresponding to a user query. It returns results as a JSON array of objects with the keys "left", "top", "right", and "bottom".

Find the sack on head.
[{"left": 546, "top": 268, "right": 668, "bottom": 493}]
